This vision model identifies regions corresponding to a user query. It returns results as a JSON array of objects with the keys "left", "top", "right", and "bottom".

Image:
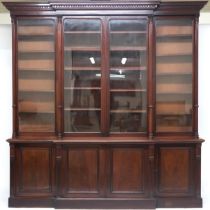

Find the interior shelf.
[
  {"left": 18, "top": 59, "right": 54, "bottom": 71},
  {"left": 157, "top": 113, "right": 191, "bottom": 116},
  {"left": 19, "top": 101, "right": 54, "bottom": 113},
  {"left": 156, "top": 84, "right": 191, "bottom": 94},
  {"left": 156, "top": 34, "right": 192, "bottom": 38},
  {"left": 156, "top": 42, "right": 192, "bottom": 56},
  {"left": 110, "top": 31, "right": 147, "bottom": 34},
  {"left": 110, "top": 109, "right": 146, "bottom": 113},
  {"left": 110, "top": 66, "right": 146, "bottom": 71},
  {"left": 18, "top": 41, "right": 54, "bottom": 53},
  {"left": 19, "top": 124, "right": 54, "bottom": 132},
  {"left": 156, "top": 125, "right": 192, "bottom": 132},
  {"left": 64, "top": 67, "right": 101, "bottom": 71},
  {"left": 156, "top": 25, "right": 192, "bottom": 36},
  {"left": 64, "top": 108, "right": 101, "bottom": 111},
  {"left": 110, "top": 89, "right": 146, "bottom": 92},
  {"left": 19, "top": 79, "right": 54, "bottom": 92},
  {"left": 157, "top": 102, "right": 192, "bottom": 115},
  {"left": 64, "top": 87, "right": 101, "bottom": 90},
  {"left": 156, "top": 63, "right": 191, "bottom": 75},
  {"left": 19, "top": 68, "right": 54, "bottom": 72},
  {"left": 18, "top": 26, "right": 54, "bottom": 36},
  {"left": 64, "top": 46, "right": 100, "bottom": 51},
  {"left": 110, "top": 46, "right": 146, "bottom": 51},
  {"left": 64, "top": 31, "right": 100, "bottom": 34}
]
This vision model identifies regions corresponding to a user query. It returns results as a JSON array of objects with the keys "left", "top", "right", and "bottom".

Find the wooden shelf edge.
[
  {"left": 110, "top": 31, "right": 147, "bottom": 34},
  {"left": 64, "top": 108, "right": 101, "bottom": 111},
  {"left": 64, "top": 87, "right": 101, "bottom": 90},
  {"left": 110, "top": 109, "right": 147, "bottom": 113},
  {"left": 111, "top": 89, "right": 147, "bottom": 92},
  {"left": 7, "top": 138, "right": 205, "bottom": 144}
]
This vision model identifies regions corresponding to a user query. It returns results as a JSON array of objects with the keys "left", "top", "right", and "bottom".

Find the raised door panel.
[
  {"left": 109, "top": 147, "right": 149, "bottom": 197},
  {"left": 157, "top": 146, "right": 194, "bottom": 196},
  {"left": 61, "top": 147, "right": 101, "bottom": 197},
  {"left": 16, "top": 146, "right": 54, "bottom": 196}
]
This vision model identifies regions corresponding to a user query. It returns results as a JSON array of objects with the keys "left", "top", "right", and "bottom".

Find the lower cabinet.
[
  {"left": 60, "top": 146, "right": 102, "bottom": 197},
  {"left": 9, "top": 144, "right": 55, "bottom": 207},
  {"left": 9, "top": 142, "right": 202, "bottom": 208},
  {"left": 156, "top": 145, "right": 194, "bottom": 196},
  {"left": 155, "top": 145, "right": 202, "bottom": 208},
  {"left": 60, "top": 146, "right": 150, "bottom": 198},
  {"left": 109, "top": 147, "right": 150, "bottom": 197}
]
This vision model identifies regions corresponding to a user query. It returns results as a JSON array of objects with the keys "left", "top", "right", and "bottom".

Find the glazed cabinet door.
[
  {"left": 63, "top": 18, "right": 102, "bottom": 133},
  {"left": 155, "top": 18, "right": 194, "bottom": 133},
  {"left": 17, "top": 18, "right": 56, "bottom": 133},
  {"left": 109, "top": 18, "right": 148, "bottom": 134},
  {"left": 63, "top": 17, "right": 149, "bottom": 135}
]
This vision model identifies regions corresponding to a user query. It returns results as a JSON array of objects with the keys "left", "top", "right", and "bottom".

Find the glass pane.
[
  {"left": 156, "top": 19, "right": 193, "bottom": 132},
  {"left": 64, "top": 19, "right": 101, "bottom": 133},
  {"left": 17, "top": 19, "right": 55, "bottom": 132},
  {"left": 109, "top": 19, "right": 148, "bottom": 133}
]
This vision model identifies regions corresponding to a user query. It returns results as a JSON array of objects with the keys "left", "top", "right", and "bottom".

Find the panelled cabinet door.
[
  {"left": 15, "top": 145, "right": 54, "bottom": 196},
  {"left": 108, "top": 147, "right": 150, "bottom": 197},
  {"left": 59, "top": 146, "right": 151, "bottom": 198},
  {"left": 156, "top": 145, "right": 195, "bottom": 196},
  {"left": 155, "top": 18, "right": 194, "bottom": 133},
  {"left": 60, "top": 146, "right": 103, "bottom": 197},
  {"left": 17, "top": 18, "right": 56, "bottom": 133}
]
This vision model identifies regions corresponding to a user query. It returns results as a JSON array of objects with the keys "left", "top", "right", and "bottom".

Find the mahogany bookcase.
[{"left": 3, "top": 0, "right": 207, "bottom": 208}]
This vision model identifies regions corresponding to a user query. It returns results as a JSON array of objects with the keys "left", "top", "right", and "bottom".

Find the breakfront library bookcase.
[{"left": 3, "top": 0, "right": 206, "bottom": 209}]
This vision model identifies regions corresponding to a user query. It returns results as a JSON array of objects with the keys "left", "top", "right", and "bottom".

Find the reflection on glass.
[
  {"left": 110, "top": 70, "right": 146, "bottom": 90},
  {"left": 64, "top": 70, "right": 100, "bottom": 88},
  {"left": 111, "top": 91, "right": 146, "bottom": 111},
  {"left": 64, "top": 19, "right": 101, "bottom": 133},
  {"left": 64, "top": 111, "right": 100, "bottom": 133},
  {"left": 110, "top": 113, "right": 147, "bottom": 132},
  {"left": 156, "top": 19, "right": 193, "bottom": 132},
  {"left": 109, "top": 19, "right": 147, "bottom": 133},
  {"left": 64, "top": 89, "right": 100, "bottom": 109},
  {"left": 65, "top": 51, "right": 101, "bottom": 68},
  {"left": 110, "top": 51, "right": 146, "bottom": 68},
  {"left": 17, "top": 19, "right": 55, "bottom": 132}
]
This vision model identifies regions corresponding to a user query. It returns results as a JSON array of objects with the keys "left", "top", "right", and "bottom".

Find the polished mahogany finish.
[{"left": 3, "top": 0, "right": 206, "bottom": 209}]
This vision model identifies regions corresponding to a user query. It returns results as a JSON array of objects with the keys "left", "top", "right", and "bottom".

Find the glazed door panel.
[
  {"left": 155, "top": 18, "right": 194, "bottom": 133},
  {"left": 109, "top": 18, "right": 148, "bottom": 133},
  {"left": 17, "top": 19, "right": 56, "bottom": 133},
  {"left": 63, "top": 18, "right": 102, "bottom": 133}
]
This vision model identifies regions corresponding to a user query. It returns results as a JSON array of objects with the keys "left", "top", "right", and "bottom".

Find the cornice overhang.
[
  {"left": 2, "top": 2, "right": 53, "bottom": 12},
  {"left": 3, "top": 0, "right": 161, "bottom": 12},
  {"left": 156, "top": 1, "right": 208, "bottom": 16},
  {"left": 2, "top": 1, "right": 207, "bottom": 15},
  {"left": 49, "top": 0, "right": 160, "bottom": 10}
]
